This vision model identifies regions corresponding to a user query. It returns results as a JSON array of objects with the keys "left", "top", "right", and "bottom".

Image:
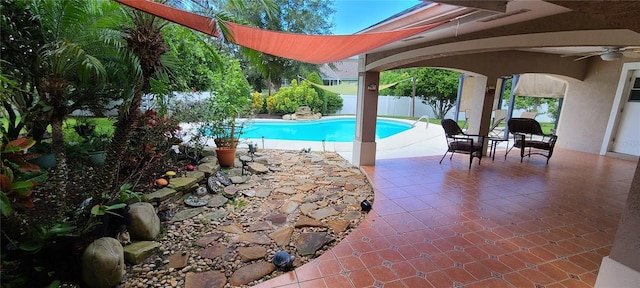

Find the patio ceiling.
[{"left": 360, "top": 0, "right": 640, "bottom": 72}]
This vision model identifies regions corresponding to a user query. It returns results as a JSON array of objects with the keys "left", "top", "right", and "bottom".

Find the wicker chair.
[
  {"left": 505, "top": 118, "right": 558, "bottom": 164},
  {"left": 439, "top": 119, "right": 485, "bottom": 169}
]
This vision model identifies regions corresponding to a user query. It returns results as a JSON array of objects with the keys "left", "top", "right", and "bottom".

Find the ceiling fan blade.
[{"left": 573, "top": 54, "right": 599, "bottom": 61}]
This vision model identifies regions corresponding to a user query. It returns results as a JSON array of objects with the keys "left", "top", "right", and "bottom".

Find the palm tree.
[{"left": 30, "top": 0, "right": 128, "bottom": 207}]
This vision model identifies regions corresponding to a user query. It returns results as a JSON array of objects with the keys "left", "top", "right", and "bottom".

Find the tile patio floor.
[{"left": 255, "top": 148, "right": 637, "bottom": 288}]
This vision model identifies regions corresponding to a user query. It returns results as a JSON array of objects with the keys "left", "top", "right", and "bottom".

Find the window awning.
[{"left": 115, "top": 0, "right": 445, "bottom": 64}]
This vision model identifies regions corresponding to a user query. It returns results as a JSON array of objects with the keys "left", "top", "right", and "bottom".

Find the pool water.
[{"left": 241, "top": 118, "right": 411, "bottom": 142}]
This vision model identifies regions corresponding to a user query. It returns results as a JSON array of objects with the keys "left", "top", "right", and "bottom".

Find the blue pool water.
[{"left": 241, "top": 118, "right": 411, "bottom": 142}]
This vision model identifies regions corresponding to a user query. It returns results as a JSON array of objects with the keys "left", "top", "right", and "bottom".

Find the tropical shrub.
[{"left": 265, "top": 80, "right": 322, "bottom": 115}]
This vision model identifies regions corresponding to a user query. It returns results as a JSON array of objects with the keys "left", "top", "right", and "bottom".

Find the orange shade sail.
[{"left": 115, "top": 0, "right": 444, "bottom": 64}]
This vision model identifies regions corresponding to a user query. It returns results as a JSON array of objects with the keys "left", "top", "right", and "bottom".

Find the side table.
[{"left": 488, "top": 137, "right": 508, "bottom": 161}]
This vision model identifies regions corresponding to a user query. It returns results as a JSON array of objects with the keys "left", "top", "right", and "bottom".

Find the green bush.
[
  {"left": 324, "top": 93, "right": 343, "bottom": 115},
  {"left": 266, "top": 80, "right": 322, "bottom": 115}
]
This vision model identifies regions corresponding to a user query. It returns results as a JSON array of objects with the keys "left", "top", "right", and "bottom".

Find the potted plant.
[{"left": 204, "top": 93, "right": 249, "bottom": 167}]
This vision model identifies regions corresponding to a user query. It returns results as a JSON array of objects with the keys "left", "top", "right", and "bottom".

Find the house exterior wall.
[{"left": 556, "top": 60, "right": 623, "bottom": 153}]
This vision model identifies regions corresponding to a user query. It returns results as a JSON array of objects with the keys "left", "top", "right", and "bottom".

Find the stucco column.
[
  {"left": 465, "top": 76, "right": 497, "bottom": 155},
  {"left": 595, "top": 159, "right": 640, "bottom": 287},
  {"left": 352, "top": 59, "right": 379, "bottom": 166}
]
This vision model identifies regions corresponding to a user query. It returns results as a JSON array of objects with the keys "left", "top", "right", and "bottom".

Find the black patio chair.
[{"left": 439, "top": 119, "right": 485, "bottom": 169}]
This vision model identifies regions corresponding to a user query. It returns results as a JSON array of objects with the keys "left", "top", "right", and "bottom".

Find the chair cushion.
[
  {"left": 450, "top": 140, "right": 482, "bottom": 151},
  {"left": 514, "top": 140, "right": 552, "bottom": 150}
]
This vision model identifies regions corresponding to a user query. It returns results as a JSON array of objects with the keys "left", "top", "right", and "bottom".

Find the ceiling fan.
[{"left": 561, "top": 46, "right": 640, "bottom": 61}]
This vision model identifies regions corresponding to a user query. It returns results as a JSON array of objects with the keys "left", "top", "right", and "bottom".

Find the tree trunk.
[
  {"left": 94, "top": 85, "right": 144, "bottom": 200},
  {"left": 50, "top": 115, "right": 68, "bottom": 212}
]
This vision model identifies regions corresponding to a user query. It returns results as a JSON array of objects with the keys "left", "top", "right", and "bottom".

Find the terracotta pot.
[{"left": 215, "top": 147, "right": 236, "bottom": 167}]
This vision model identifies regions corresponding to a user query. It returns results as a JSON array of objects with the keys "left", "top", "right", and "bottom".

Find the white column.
[{"left": 352, "top": 57, "right": 379, "bottom": 166}]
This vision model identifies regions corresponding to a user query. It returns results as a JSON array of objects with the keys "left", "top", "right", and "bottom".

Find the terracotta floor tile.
[
  {"left": 298, "top": 278, "right": 326, "bottom": 288},
  {"left": 338, "top": 255, "right": 365, "bottom": 272},
  {"left": 347, "top": 269, "right": 375, "bottom": 288},
  {"left": 259, "top": 151, "right": 634, "bottom": 288},
  {"left": 425, "top": 270, "right": 452, "bottom": 288},
  {"left": 464, "top": 277, "right": 513, "bottom": 288}
]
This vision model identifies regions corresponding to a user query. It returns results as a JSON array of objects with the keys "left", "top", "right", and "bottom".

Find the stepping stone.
[
  {"left": 343, "top": 211, "right": 362, "bottom": 221},
  {"left": 274, "top": 187, "right": 296, "bottom": 194},
  {"left": 123, "top": 241, "right": 161, "bottom": 264},
  {"left": 308, "top": 207, "right": 338, "bottom": 221},
  {"left": 185, "top": 171, "right": 205, "bottom": 182},
  {"left": 222, "top": 186, "right": 238, "bottom": 198},
  {"left": 232, "top": 233, "right": 271, "bottom": 245},
  {"left": 230, "top": 176, "right": 245, "bottom": 184},
  {"left": 255, "top": 188, "right": 272, "bottom": 198},
  {"left": 195, "top": 232, "right": 223, "bottom": 247},
  {"left": 328, "top": 220, "right": 350, "bottom": 233},
  {"left": 218, "top": 224, "right": 243, "bottom": 234},
  {"left": 305, "top": 193, "right": 324, "bottom": 203},
  {"left": 207, "top": 195, "right": 228, "bottom": 208},
  {"left": 299, "top": 203, "right": 317, "bottom": 215},
  {"left": 168, "top": 177, "right": 198, "bottom": 192},
  {"left": 248, "top": 221, "right": 272, "bottom": 232},
  {"left": 295, "top": 232, "right": 333, "bottom": 256},
  {"left": 171, "top": 207, "right": 206, "bottom": 222},
  {"left": 344, "top": 183, "right": 357, "bottom": 191},
  {"left": 185, "top": 271, "right": 226, "bottom": 288},
  {"left": 269, "top": 226, "right": 293, "bottom": 247},
  {"left": 265, "top": 214, "right": 288, "bottom": 225},
  {"left": 203, "top": 208, "right": 228, "bottom": 220},
  {"left": 197, "top": 162, "right": 219, "bottom": 176},
  {"left": 343, "top": 195, "right": 358, "bottom": 204},
  {"left": 294, "top": 216, "right": 323, "bottom": 228},
  {"left": 166, "top": 251, "right": 189, "bottom": 269},
  {"left": 241, "top": 189, "right": 256, "bottom": 197},
  {"left": 295, "top": 183, "right": 317, "bottom": 192},
  {"left": 145, "top": 187, "right": 179, "bottom": 202},
  {"left": 238, "top": 246, "right": 267, "bottom": 262},
  {"left": 198, "top": 243, "right": 228, "bottom": 259},
  {"left": 229, "top": 262, "right": 275, "bottom": 287},
  {"left": 280, "top": 201, "right": 299, "bottom": 214},
  {"left": 248, "top": 162, "right": 269, "bottom": 174},
  {"left": 289, "top": 193, "right": 306, "bottom": 203}
]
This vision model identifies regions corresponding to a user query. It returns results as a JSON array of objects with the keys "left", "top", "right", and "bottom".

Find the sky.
[{"left": 331, "top": 0, "right": 422, "bottom": 35}]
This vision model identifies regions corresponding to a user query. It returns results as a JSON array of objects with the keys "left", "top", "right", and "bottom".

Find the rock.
[
  {"left": 282, "top": 114, "right": 291, "bottom": 120},
  {"left": 123, "top": 241, "right": 161, "bottom": 264},
  {"left": 241, "top": 189, "right": 256, "bottom": 197},
  {"left": 274, "top": 187, "right": 296, "bottom": 194},
  {"left": 232, "top": 233, "right": 271, "bottom": 245},
  {"left": 171, "top": 207, "right": 206, "bottom": 222},
  {"left": 199, "top": 156, "right": 219, "bottom": 164},
  {"left": 255, "top": 188, "right": 272, "bottom": 198},
  {"left": 198, "top": 243, "right": 228, "bottom": 259},
  {"left": 248, "top": 221, "right": 271, "bottom": 232},
  {"left": 207, "top": 176, "right": 223, "bottom": 193},
  {"left": 305, "top": 193, "right": 324, "bottom": 203},
  {"left": 128, "top": 202, "right": 161, "bottom": 240},
  {"left": 280, "top": 201, "right": 299, "bottom": 214},
  {"left": 203, "top": 208, "right": 228, "bottom": 220},
  {"left": 207, "top": 194, "right": 228, "bottom": 208},
  {"left": 289, "top": 193, "right": 306, "bottom": 203},
  {"left": 229, "top": 176, "right": 245, "bottom": 184},
  {"left": 308, "top": 207, "right": 339, "bottom": 221},
  {"left": 184, "top": 196, "right": 208, "bottom": 207},
  {"left": 219, "top": 224, "right": 244, "bottom": 234},
  {"left": 229, "top": 262, "right": 276, "bottom": 286},
  {"left": 185, "top": 171, "right": 205, "bottom": 182},
  {"left": 294, "top": 216, "right": 323, "bottom": 228},
  {"left": 185, "top": 271, "right": 226, "bottom": 288},
  {"left": 145, "top": 187, "right": 179, "bottom": 202},
  {"left": 82, "top": 237, "right": 125, "bottom": 288},
  {"left": 195, "top": 232, "right": 223, "bottom": 247},
  {"left": 216, "top": 171, "right": 232, "bottom": 186},
  {"left": 344, "top": 211, "right": 362, "bottom": 221},
  {"left": 197, "top": 162, "right": 218, "bottom": 176},
  {"left": 195, "top": 186, "right": 208, "bottom": 196},
  {"left": 272, "top": 251, "right": 295, "bottom": 271},
  {"left": 344, "top": 183, "right": 357, "bottom": 191},
  {"left": 168, "top": 177, "right": 198, "bottom": 192},
  {"left": 269, "top": 226, "right": 293, "bottom": 247},
  {"left": 166, "top": 251, "right": 189, "bottom": 269},
  {"left": 222, "top": 186, "right": 238, "bottom": 198},
  {"left": 343, "top": 195, "right": 358, "bottom": 204},
  {"left": 248, "top": 162, "right": 269, "bottom": 174},
  {"left": 238, "top": 246, "right": 267, "bottom": 262},
  {"left": 295, "top": 183, "right": 317, "bottom": 192},
  {"left": 328, "top": 220, "right": 350, "bottom": 233},
  {"left": 265, "top": 214, "right": 288, "bottom": 225},
  {"left": 299, "top": 203, "right": 317, "bottom": 215},
  {"left": 295, "top": 232, "right": 333, "bottom": 256}
]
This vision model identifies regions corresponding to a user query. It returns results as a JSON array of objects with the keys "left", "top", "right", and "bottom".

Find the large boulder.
[
  {"left": 81, "top": 237, "right": 125, "bottom": 288},
  {"left": 128, "top": 202, "right": 160, "bottom": 240}
]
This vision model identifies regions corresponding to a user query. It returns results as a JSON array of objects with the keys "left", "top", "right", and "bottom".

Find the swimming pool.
[{"left": 241, "top": 118, "right": 411, "bottom": 142}]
